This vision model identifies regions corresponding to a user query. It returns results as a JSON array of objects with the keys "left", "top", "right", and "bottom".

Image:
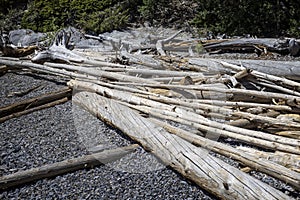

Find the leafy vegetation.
[
  {"left": 21, "top": 0, "right": 142, "bottom": 33},
  {"left": 192, "top": 0, "right": 300, "bottom": 37},
  {"left": 0, "top": 0, "right": 299, "bottom": 37},
  {"left": 0, "top": 0, "right": 29, "bottom": 31}
]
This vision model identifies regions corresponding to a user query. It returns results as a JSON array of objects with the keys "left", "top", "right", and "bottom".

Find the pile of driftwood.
[{"left": 0, "top": 28, "right": 300, "bottom": 199}]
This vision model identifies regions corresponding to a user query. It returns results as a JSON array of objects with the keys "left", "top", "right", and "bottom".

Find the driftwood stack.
[{"left": 0, "top": 28, "right": 300, "bottom": 199}]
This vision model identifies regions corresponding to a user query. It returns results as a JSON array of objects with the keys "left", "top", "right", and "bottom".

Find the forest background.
[{"left": 0, "top": 0, "right": 299, "bottom": 37}]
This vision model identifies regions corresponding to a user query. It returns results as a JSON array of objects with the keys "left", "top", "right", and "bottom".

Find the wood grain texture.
[{"left": 73, "top": 91, "right": 291, "bottom": 200}]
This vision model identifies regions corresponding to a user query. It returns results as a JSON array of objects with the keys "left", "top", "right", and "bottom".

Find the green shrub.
[
  {"left": 21, "top": 0, "right": 141, "bottom": 34},
  {"left": 0, "top": 0, "right": 29, "bottom": 31},
  {"left": 1, "top": 0, "right": 299, "bottom": 38},
  {"left": 192, "top": 0, "right": 300, "bottom": 37}
]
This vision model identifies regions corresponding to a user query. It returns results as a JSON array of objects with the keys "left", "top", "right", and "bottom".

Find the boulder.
[{"left": 9, "top": 29, "right": 47, "bottom": 46}]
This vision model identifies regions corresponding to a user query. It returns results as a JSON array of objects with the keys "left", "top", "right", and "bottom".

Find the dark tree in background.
[
  {"left": 193, "top": 0, "right": 300, "bottom": 37},
  {"left": 0, "top": 0, "right": 299, "bottom": 37},
  {"left": 0, "top": 0, "right": 29, "bottom": 31}
]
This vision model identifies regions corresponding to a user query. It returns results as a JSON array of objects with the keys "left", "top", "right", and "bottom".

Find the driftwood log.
[
  {"left": 0, "top": 87, "right": 71, "bottom": 123},
  {"left": 0, "top": 144, "right": 138, "bottom": 190},
  {"left": 73, "top": 91, "right": 291, "bottom": 200},
  {"left": 0, "top": 34, "right": 38, "bottom": 57},
  {"left": 151, "top": 118, "right": 300, "bottom": 189},
  {"left": 31, "top": 30, "right": 85, "bottom": 64},
  {"left": 202, "top": 38, "right": 300, "bottom": 56}
]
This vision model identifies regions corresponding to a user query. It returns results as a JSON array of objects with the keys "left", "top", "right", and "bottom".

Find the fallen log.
[
  {"left": 0, "top": 58, "right": 98, "bottom": 80},
  {"left": 226, "top": 59, "right": 300, "bottom": 81},
  {"left": 0, "top": 144, "right": 138, "bottom": 190},
  {"left": 246, "top": 77, "right": 300, "bottom": 97},
  {"left": 120, "top": 51, "right": 163, "bottom": 69},
  {"left": 0, "top": 87, "right": 71, "bottom": 118},
  {"left": 32, "top": 29, "right": 85, "bottom": 64},
  {"left": 274, "top": 131, "right": 300, "bottom": 139},
  {"left": 113, "top": 82, "right": 300, "bottom": 106},
  {"left": 219, "top": 60, "right": 300, "bottom": 90},
  {"left": 0, "top": 45, "right": 38, "bottom": 57},
  {"left": 0, "top": 65, "right": 8, "bottom": 75},
  {"left": 135, "top": 93, "right": 300, "bottom": 130},
  {"left": 7, "top": 84, "right": 43, "bottom": 97},
  {"left": 202, "top": 38, "right": 291, "bottom": 55},
  {"left": 0, "top": 97, "right": 69, "bottom": 123},
  {"left": 156, "top": 30, "right": 183, "bottom": 56},
  {"left": 190, "top": 99, "right": 292, "bottom": 112},
  {"left": 126, "top": 103, "right": 300, "bottom": 154},
  {"left": 189, "top": 58, "right": 300, "bottom": 81},
  {"left": 68, "top": 80, "right": 300, "bottom": 149},
  {"left": 1, "top": 33, "right": 38, "bottom": 57},
  {"left": 73, "top": 91, "right": 291, "bottom": 200},
  {"left": 151, "top": 118, "right": 300, "bottom": 190},
  {"left": 236, "top": 146, "right": 300, "bottom": 173},
  {"left": 101, "top": 68, "right": 205, "bottom": 78},
  {"left": 44, "top": 62, "right": 158, "bottom": 84}
]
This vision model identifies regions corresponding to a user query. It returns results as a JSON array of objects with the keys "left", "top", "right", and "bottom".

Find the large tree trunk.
[{"left": 73, "top": 91, "right": 291, "bottom": 200}]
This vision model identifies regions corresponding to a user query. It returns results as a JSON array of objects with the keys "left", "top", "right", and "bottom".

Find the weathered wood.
[
  {"left": 120, "top": 51, "right": 163, "bottom": 69},
  {"left": 0, "top": 144, "right": 138, "bottom": 190},
  {"left": 32, "top": 29, "right": 85, "bottom": 64},
  {"left": 0, "top": 33, "right": 38, "bottom": 57},
  {"left": 150, "top": 118, "right": 300, "bottom": 190},
  {"left": 236, "top": 146, "right": 300, "bottom": 173},
  {"left": 0, "top": 87, "right": 71, "bottom": 118},
  {"left": 114, "top": 82, "right": 300, "bottom": 106},
  {"left": 73, "top": 91, "right": 291, "bottom": 200},
  {"left": 203, "top": 38, "right": 291, "bottom": 55},
  {"left": 274, "top": 131, "right": 300, "bottom": 139},
  {"left": 0, "top": 58, "right": 94, "bottom": 79},
  {"left": 100, "top": 68, "right": 205, "bottom": 78},
  {"left": 220, "top": 60, "right": 300, "bottom": 90},
  {"left": 135, "top": 93, "right": 300, "bottom": 130},
  {"left": 156, "top": 30, "right": 183, "bottom": 56},
  {"left": 0, "top": 65, "right": 8, "bottom": 75},
  {"left": 0, "top": 97, "right": 69, "bottom": 123},
  {"left": 68, "top": 80, "right": 300, "bottom": 149},
  {"left": 191, "top": 99, "right": 292, "bottom": 112},
  {"left": 249, "top": 78, "right": 300, "bottom": 97},
  {"left": 127, "top": 103, "right": 300, "bottom": 154},
  {"left": 7, "top": 84, "right": 43, "bottom": 97},
  {"left": 189, "top": 58, "right": 300, "bottom": 81},
  {"left": 44, "top": 62, "right": 158, "bottom": 84}
]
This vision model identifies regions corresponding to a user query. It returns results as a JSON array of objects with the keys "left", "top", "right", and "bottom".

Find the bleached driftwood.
[
  {"left": 73, "top": 91, "right": 291, "bottom": 200},
  {"left": 151, "top": 118, "right": 300, "bottom": 190},
  {"left": 0, "top": 98, "right": 68, "bottom": 123},
  {"left": 113, "top": 82, "right": 300, "bottom": 107},
  {"left": 236, "top": 146, "right": 300, "bottom": 173},
  {"left": 0, "top": 88, "right": 71, "bottom": 123},
  {"left": 202, "top": 38, "right": 293, "bottom": 55},
  {"left": 127, "top": 104, "right": 300, "bottom": 154},
  {"left": 156, "top": 30, "right": 183, "bottom": 56},
  {"left": 220, "top": 60, "right": 300, "bottom": 90},
  {"left": 189, "top": 58, "right": 300, "bottom": 81},
  {"left": 32, "top": 29, "right": 85, "bottom": 64},
  {"left": 0, "top": 144, "right": 138, "bottom": 190},
  {"left": 0, "top": 87, "right": 71, "bottom": 117},
  {"left": 68, "top": 80, "right": 300, "bottom": 154}
]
